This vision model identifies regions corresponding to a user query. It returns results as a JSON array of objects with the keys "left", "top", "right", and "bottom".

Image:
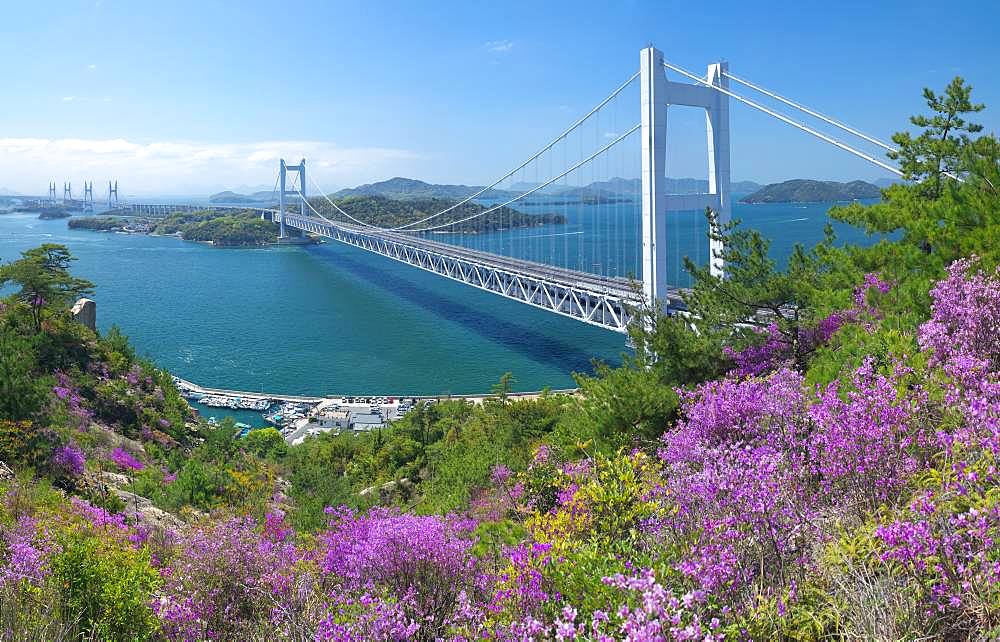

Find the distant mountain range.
[
  {"left": 331, "top": 177, "right": 512, "bottom": 201},
  {"left": 209, "top": 190, "right": 277, "bottom": 204},
  {"left": 741, "top": 179, "right": 882, "bottom": 204},
  {"left": 323, "top": 176, "right": 763, "bottom": 202},
  {"left": 212, "top": 175, "right": 889, "bottom": 208}
]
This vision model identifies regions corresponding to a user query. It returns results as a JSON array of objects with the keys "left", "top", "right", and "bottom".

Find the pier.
[{"left": 172, "top": 376, "right": 576, "bottom": 406}]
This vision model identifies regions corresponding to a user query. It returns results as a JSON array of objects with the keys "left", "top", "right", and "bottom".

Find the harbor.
[{"left": 172, "top": 375, "right": 575, "bottom": 444}]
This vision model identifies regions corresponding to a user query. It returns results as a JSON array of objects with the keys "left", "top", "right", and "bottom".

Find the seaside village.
[{"left": 173, "top": 378, "right": 423, "bottom": 445}]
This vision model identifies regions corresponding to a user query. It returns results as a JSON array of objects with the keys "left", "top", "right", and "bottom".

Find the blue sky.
[{"left": 1, "top": 0, "right": 998, "bottom": 195}]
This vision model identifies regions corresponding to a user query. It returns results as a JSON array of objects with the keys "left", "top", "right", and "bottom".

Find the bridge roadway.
[
  {"left": 281, "top": 211, "right": 663, "bottom": 332},
  {"left": 120, "top": 202, "right": 681, "bottom": 332}
]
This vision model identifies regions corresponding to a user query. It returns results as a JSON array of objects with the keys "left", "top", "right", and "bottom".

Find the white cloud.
[
  {"left": 88, "top": 64, "right": 97, "bottom": 71},
  {"left": 0, "top": 137, "right": 422, "bottom": 195},
  {"left": 484, "top": 40, "right": 514, "bottom": 53},
  {"left": 61, "top": 96, "right": 76, "bottom": 102}
]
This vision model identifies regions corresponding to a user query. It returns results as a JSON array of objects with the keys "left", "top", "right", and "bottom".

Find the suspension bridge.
[{"left": 114, "top": 45, "right": 905, "bottom": 334}]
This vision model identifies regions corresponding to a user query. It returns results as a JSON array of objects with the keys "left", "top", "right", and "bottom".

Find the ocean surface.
[{"left": 0, "top": 199, "right": 878, "bottom": 408}]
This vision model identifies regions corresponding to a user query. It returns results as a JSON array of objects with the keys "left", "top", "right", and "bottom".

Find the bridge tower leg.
[
  {"left": 298, "top": 158, "right": 306, "bottom": 219},
  {"left": 279, "top": 159, "right": 287, "bottom": 239},
  {"left": 705, "top": 62, "right": 731, "bottom": 278},
  {"left": 48, "top": 182, "right": 56, "bottom": 203},
  {"left": 639, "top": 46, "right": 668, "bottom": 307},
  {"left": 640, "top": 46, "right": 732, "bottom": 308}
]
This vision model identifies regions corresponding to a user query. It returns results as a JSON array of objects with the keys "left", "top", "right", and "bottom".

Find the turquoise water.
[{"left": 0, "top": 200, "right": 877, "bottom": 400}]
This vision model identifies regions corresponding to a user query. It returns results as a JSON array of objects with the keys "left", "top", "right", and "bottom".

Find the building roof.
[{"left": 316, "top": 409, "right": 350, "bottom": 420}]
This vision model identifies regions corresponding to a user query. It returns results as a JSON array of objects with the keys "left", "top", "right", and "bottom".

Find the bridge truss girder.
[{"left": 283, "top": 213, "right": 639, "bottom": 333}]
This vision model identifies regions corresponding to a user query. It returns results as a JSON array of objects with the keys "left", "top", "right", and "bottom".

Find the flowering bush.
[
  {"left": 918, "top": 257, "right": 1000, "bottom": 368},
  {"left": 51, "top": 441, "right": 86, "bottom": 479},
  {"left": 0, "top": 515, "right": 53, "bottom": 589},
  {"left": 154, "top": 514, "right": 315, "bottom": 641},
  {"left": 319, "top": 507, "right": 484, "bottom": 635},
  {"left": 109, "top": 446, "right": 145, "bottom": 472},
  {"left": 724, "top": 272, "right": 891, "bottom": 378}
]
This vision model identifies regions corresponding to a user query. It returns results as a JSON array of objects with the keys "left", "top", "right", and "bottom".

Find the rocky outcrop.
[
  {"left": 358, "top": 477, "right": 415, "bottom": 504},
  {"left": 113, "top": 488, "right": 186, "bottom": 531},
  {"left": 71, "top": 298, "right": 96, "bottom": 330}
]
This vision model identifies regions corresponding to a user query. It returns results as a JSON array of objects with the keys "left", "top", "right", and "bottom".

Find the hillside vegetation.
[{"left": 0, "top": 76, "right": 999, "bottom": 640}]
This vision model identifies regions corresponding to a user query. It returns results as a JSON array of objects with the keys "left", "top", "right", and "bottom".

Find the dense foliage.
[
  {"left": 1, "top": 76, "right": 999, "bottom": 640},
  {"left": 68, "top": 217, "right": 127, "bottom": 231},
  {"left": 178, "top": 214, "right": 278, "bottom": 247}
]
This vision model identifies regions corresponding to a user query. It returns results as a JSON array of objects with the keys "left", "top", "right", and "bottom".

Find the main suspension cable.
[
  {"left": 403, "top": 123, "right": 641, "bottom": 233},
  {"left": 306, "top": 173, "right": 380, "bottom": 228},
  {"left": 722, "top": 71, "right": 897, "bottom": 152},
  {"left": 389, "top": 70, "right": 640, "bottom": 231},
  {"left": 662, "top": 60, "right": 903, "bottom": 177}
]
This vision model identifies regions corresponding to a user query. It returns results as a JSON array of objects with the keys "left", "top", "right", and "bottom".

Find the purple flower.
[
  {"left": 70, "top": 497, "right": 128, "bottom": 531},
  {"left": 109, "top": 446, "right": 145, "bottom": 472},
  {"left": 52, "top": 442, "right": 86, "bottom": 477},
  {"left": 0, "top": 516, "right": 52, "bottom": 588},
  {"left": 491, "top": 464, "right": 512, "bottom": 486}
]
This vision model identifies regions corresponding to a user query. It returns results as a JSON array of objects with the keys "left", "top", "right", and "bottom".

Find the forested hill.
[
  {"left": 741, "top": 178, "right": 881, "bottom": 203},
  {"left": 208, "top": 190, "right": 276, "bottom": 204},
  {"left": 331, "top": 177, "right": 511, "bottom": 201},
  {"left": 309, "top": 194, "right": 565, "bottom": 231}
]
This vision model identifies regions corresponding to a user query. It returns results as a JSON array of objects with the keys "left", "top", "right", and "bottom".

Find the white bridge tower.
[
  {"left": 278, "top": 158, "right": 306, "bottom": 239},
  {"left": 640, "top": 45, "right": 730, "bottom": 307}
]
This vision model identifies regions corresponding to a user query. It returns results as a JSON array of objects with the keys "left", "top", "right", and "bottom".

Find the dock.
[{"left": 172, "top": 376, "right": 576, "bottom": 406}]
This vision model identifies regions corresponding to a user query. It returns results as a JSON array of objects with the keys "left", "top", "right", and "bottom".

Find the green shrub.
[{"left": 50, "top": 531, "right": 160, "bottom": 641}]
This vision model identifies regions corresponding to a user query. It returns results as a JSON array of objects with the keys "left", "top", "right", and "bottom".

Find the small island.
[
  {"left": 740, "top": 179, "right": 881, "bottom": 203},
  {"left": 70, "top": 210, "right": 301, "bottom": 247},
  {"left": 17, "top": 203, "right": 82, "bottom": 219}
]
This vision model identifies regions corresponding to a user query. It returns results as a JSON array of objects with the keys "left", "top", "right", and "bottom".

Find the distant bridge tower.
[
  {"left": 640, "top": 45, "right": 730, "bottom": 307},
  {"left": 63, "top": 182, "right": 72, "bottom": 203},
  {"left": 83, "top": 181, "right": 94, "bottom": 212},
  {"left": 278, "top": 158, "right": 306, "bottom": 240},
  {"left": 48, "top": 182, "right": 57, "bottom": 203},
  {"left": 107, "top": 180, "right": 118, "bottom": 209}
]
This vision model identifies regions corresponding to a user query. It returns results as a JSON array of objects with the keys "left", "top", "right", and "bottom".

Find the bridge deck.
[
  {"left": 283, "top": 212, "right": 655, "bottom": 332},
  {"left": 121, "top": 203, "right": 681, "bottom": 332}
]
